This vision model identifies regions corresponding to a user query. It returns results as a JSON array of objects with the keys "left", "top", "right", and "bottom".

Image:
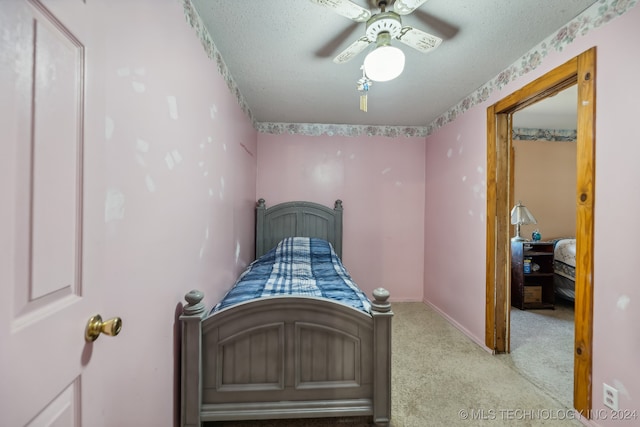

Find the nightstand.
[{"left": 511, "top": 241, "right": 555, "bottom": 310}]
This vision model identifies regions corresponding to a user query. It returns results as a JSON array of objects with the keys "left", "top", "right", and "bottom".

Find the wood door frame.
[{"left": 485, "top": 47, "right": 595, "bottom": 415}]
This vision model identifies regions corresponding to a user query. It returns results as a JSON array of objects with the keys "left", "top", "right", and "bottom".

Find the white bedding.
[{"left": 553, "top": 238, "right": 576, "bottom": 301}]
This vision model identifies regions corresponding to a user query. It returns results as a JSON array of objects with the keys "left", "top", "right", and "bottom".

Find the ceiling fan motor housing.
[
  {"left": 370, "top": 0, "right": 390, "bottom": 9},
  {"left": 366, "top": 11, "right": 402, "bottom": 42}
]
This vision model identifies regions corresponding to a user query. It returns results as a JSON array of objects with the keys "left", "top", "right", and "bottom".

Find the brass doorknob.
[{"left": 85, "top": 314, "right": 122, "bottom": 342}]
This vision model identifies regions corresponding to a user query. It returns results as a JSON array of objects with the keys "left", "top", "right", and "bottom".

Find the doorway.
[
  {"left": 508, "top": 86, "right": 577, "bottom": 408},
  {"left": 485, "top": 48, "right": 595, "bottom": 416}
]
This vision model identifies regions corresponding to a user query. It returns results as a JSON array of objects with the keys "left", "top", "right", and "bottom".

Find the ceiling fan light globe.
[{"left": 364, "top": 45, "right": 405, "bottom": 82}]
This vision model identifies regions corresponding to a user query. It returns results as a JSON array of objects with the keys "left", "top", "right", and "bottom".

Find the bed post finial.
[
  {"left": 372, "top": 287, "right": 391, "bottom": 313},
  {"left": 257, "top": 198, "right": 266, "bottom": 208},
  {"left": 334, "top": 199, "right": 343, "bottom": 210},
  {"left": 184, "top": 289, "right": 205, "bottom": 315}
]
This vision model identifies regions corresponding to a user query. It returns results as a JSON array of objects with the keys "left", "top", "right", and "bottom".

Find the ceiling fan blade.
[
  {"left": 315, "top": 21, "right": 361, "bottom": 58},
  {"left": 412, "top": 8, "right": 459, "bottom": 40},
  {"left": 308, "top": 0, "right": 372, "bottom": 22},
  {"left": 333, "top": 36, "right": 371, "bottom": 64},
  {"left": 393, "top": 0, "right": 429, "bottom": 15},
  {"left": 396, "top": 26, "right": 442, "bottom": 53}
]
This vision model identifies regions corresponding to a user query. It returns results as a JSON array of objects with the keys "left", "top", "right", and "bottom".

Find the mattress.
[
  {"left": 212, "top": 237, "right": 371, "bottom": 314},
  {"left": 554, "top": 238, "right": 576, "bottom": 279},
  {"left": 553, "top": 238, "right": 576, "bottom": 301}
]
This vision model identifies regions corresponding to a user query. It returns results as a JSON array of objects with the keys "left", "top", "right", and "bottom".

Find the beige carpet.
[
  {"left": 500, "top": 298, "right": 575, "bottom": 409},
  {"left": 208, "top": 302, "right": 581, "bottom": 427}
]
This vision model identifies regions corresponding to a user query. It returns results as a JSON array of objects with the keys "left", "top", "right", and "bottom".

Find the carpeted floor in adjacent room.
[{"left": 500, "top": 298, "right": 575, "bottom": 410}]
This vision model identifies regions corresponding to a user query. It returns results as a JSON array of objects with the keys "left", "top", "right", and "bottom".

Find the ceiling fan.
[{"left": 309, "top": 0, "right": 443, "bottom": 81}]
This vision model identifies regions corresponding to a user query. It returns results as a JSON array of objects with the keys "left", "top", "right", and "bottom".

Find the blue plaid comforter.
[{"left": 212, "top": 237, "right": 371, "bottom": 314}]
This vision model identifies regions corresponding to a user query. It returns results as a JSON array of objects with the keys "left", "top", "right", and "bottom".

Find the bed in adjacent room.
[
  {"left": 553, "top": 238, "right": 576, "bottom": 302},
  {"left": 179, "top": 199, "right": 393, "bottom": 427}
]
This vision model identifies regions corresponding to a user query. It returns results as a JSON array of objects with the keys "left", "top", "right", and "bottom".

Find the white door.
[{"left": 1, "top": 1, "right": 112, "bottom": 425}]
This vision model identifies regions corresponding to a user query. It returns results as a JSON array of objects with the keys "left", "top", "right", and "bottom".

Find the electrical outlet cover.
[{"left": 603, "top": 383, "right": 619, "bottom": 411}]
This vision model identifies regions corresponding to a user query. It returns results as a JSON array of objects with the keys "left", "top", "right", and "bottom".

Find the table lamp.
[{"left": 510, "top": 201, "right": 537, "bottom": 241}]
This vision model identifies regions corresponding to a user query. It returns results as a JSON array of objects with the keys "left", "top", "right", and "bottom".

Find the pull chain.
[{"left": 357, "top": 66, "right": 372, "bottom": 112}]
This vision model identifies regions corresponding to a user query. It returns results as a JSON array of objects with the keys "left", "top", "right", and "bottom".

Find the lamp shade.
[
  {"left": 364, "top": 34, "right": 405, "bottom": 82},
  {"left": 510, "top": 201, "right": 536, "bottom": 241},
  {"left": 510, "top": 201, "right": 537, "bottom": 225}
]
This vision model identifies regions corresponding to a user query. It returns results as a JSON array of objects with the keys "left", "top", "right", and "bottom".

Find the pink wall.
[
  {"left": 98, "top": 0, "right": 257, "bottom": 425},
  {"left": 424, "top": 5, "right": 640, "bottom": 423},
  {"left": 257, "top": 133, "right": 425, "bottom": 301},
  {"left": 424, "top": 107, "right": 489, "bottom": 343}
]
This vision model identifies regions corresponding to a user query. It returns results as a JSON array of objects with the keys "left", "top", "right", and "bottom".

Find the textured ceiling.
[{"left": 189, "top": 0, "right": 596, "bottom": 130}]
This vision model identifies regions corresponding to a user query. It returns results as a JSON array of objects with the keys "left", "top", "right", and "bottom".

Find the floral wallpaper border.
[
  {"left": 513, "top": 128, "right": 577, "bottom": 142},
  {"left": 183, "top": 0, "right": 637, "bottom": 138}
]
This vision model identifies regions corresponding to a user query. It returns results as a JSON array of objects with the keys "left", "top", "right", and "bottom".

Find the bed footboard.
[{"left": 180, "top": 289, "right": 392, "bottom": 427}]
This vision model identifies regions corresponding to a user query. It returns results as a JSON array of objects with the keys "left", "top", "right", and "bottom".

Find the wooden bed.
[{"left": 180, "top": 199, "right": 393, "bottom": 426}]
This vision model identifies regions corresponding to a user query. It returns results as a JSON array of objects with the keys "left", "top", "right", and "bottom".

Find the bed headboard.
[{"left": 255, "top": 199, "right": 343, "bottom": 259}]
